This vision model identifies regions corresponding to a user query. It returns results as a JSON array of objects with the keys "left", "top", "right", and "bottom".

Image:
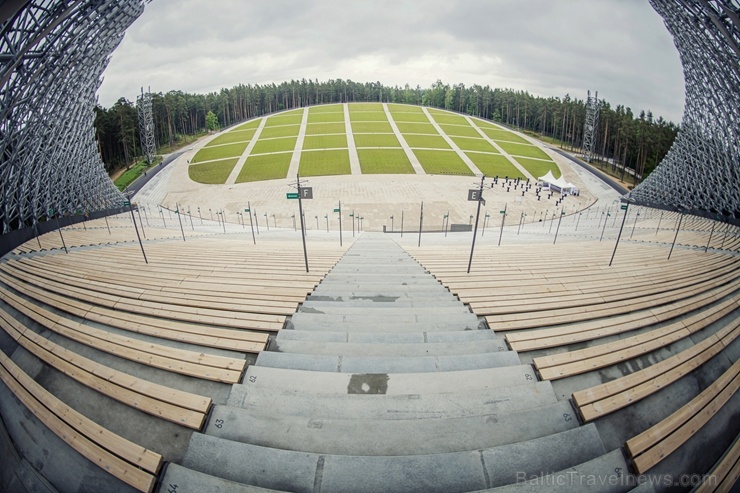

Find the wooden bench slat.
[{"left": 0, "top": 352, "right": 160, "bottom": 492}]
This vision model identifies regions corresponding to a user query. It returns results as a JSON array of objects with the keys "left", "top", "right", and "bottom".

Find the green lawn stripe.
[
  {"left": 438, "top": 124, "right": 480, "bottom": 137},
  {"left": 191, "top": 142, "right": 249, "bottom": 163},
  {"left": 395, "top": 122, "right": 438, "bottom": 134},
  {"left": 351, "top": 121, "right": 393, "bottom": 133},
  {"left": 413, "top": 149, "right": 473, "bottom": 175},
  {"left": 349, "top": 111, "right": 389, "bottom": 122},
  {"left": 302, "top": 134, "right": 348, "bottom": 150},
  {"left": 205, "top": 129, "right": 256, "bottom": 147},
  {"left": 353, "top": 134, "right": 401, "bottom": 148},
  {"left": 299, "top": 149, "right": 351, "bottom": 176},
  {"left": 403, "top": 134, "right": 451, "bottom": 149},
  {"left": 357, "top": 149, "right": 414, "bottom": 174},
  {"left": 479, "top": 127, "right": 530, "bottom": 144},
  {"left": 450, "top": 136, "right": 498, "bottom": 152},
  {"left": 465, "top": 153, "right": 525, "bottom": 179},
  {"left": 251, "top": 137, "right": 298, "bottom": 154},
  {"left": 265, "top": 114, "right": 303, "bottom": 126},
  {"left": 189, "top": 158, "right": 239, "bottom": 184},
  {"left": 307, "top": 112, "right": 345, "bottom": 123},
  {"left": 497, "top": 141, "right": 551, "bottom": 160},
  {"left": 387, "top": 104, "right": 424, "bottom": 113},
  {"left": 305, "top": 122, "right": 346, "bottom": 135},
  {"left": 260, "top": 125, "right": 301, "bottom": 138},
  {"left": 515, "top": 157, "right": 561, "bottom": 178},
  {"left": 235, "top": 153, "right": 292, "bottom": 183}
]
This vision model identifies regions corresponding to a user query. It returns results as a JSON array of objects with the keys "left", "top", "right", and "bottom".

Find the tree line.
[{"left": 94, "top": 78, "right": 679, "bottom": 185}]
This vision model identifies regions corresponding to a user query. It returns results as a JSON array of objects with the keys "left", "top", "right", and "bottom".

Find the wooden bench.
[
  {"left": 0, "top": 283, "right": 246, "bottom": 383},
  {"left": 625, "top": 360, "right": 739, "bottom": 475},
  {"left": 0, "top": 307, "right": 210, "bottom": 429},
  {"left": 508, "top": 282, "right": 739, "bottom": 352},
  {"left": 572, "top": 318, "right": 739, "bottom": 423},
  {"left": 693, "top": 434, "right": 739, "bottom": 493},
  {"left": 0, "top": 350, "right": 162, "bottom": 493},
  {"left": 533, "top": 296, "right": 738, "bottom": 380}
]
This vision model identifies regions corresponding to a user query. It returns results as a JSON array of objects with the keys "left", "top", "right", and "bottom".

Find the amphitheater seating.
[
  {"left": 572, "top": 318, "right": 738, "bottom": 422},
  {"left": 532, "top": 295, "right": 738, "bottom": 379},
  {"left": 0, "top": 350, "right": 162, "bottom": 493},
  {"left": 625, "top": 360, "right": 739, "bottom": 474},
  {"left": 0, "top": 307, "right": 211, "bottom": 429}
]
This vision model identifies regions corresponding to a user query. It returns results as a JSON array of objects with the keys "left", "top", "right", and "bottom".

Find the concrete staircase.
[{"left": 165, "top": 234, "right": 645, "bottom": 493}]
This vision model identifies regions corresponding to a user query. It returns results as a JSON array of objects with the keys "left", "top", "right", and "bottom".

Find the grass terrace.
[
  {"left": 298, "top": 149, "right": 351, "bottom": 176},
  {"left": 188, "top": 158, "right": 239, "bottom": 184},
  {"left": 353, "top": 134, "right": 401, "bottom": 148},
  {"left": 191, "top": 142, "right": 249, "bottom": 163},
  {"left": 357, "top": 149, "right": 414, "bottom": 174},
  {"left": 251, "top": 137, "right": 298, "bottom": 154},
  {"left": 413, "top": 149, "right": 473, "bottom": 175},
  {"left": 465, "top": 152, "right": 525, "bottom": 179},
  {"left": 235, "top": 153, "right": 292, "bottom": 183}
]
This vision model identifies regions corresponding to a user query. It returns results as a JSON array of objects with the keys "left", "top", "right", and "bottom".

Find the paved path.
[
  {"left": 344, "top": 103, "right": 362, "bottom": 175},
  {"left": 383, "top": 103, "right": 426, "bottom": 175},
  {"left": 225, "top": 117, "right": 267, "bottom": 185},
  {"left": 286, "top": 107, "right": 310, "bottom": 179}
]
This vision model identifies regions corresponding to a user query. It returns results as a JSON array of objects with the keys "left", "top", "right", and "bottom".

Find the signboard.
[
  {"left": 620, "top": 204, "right": 628, "bottom": 210},
  {"left": 333, "top": 208, "right": 340, "bottom": 213},
  {"left": 301, "top": 187, "right": 313, "bottom": 199},
  {"left": 123, "top": 201, "right": 130, "bottom": 207},
  {"left": 499, "top": 210, "right": 506, "bottom": 214},
  {"left": 286, "top": 193, "right": 299, "bottom": 199},
  {"left": 467, "top": 189, "right": 482, "bottom": 201},
  {"left": 244, "top": 208, "right": 251, "bottom": 212}
]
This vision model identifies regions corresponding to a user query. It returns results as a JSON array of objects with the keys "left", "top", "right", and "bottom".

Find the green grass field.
[
  {"left": 251, "top": 137, "right": 297, "bottom": 154},
  {"left": 307, "top": 112, "right": 345, "bottom": 123},
  {"left": 191, "top": 142, "right": 249, "bottom": 163},
  {"left": 349, "top": 103, "right": 384, "bottom": 112},
  {"left": 299, "top": 149, "right": 351, "bottom": 176},
  {"left": 478, "top": 127, "right": 530, "bottom": 144},
  {"left": 465, "top": 152, "right": 525, "bottom": 179},
  {"left": 429, "top": 112, "right": 468, "bottom": 125},
  {"left": 497, "top": 141, "right": 551, "bottom": 160},
  {"left": 450, "top": 136, "right": 498, "bottom": 153},
  {"left": 259, "top": 125, "right": 301, "bottom": 139},
  {"left": 438, "top": 124, "right": 480, "bottom": 138},
  {"left": 387, "top": 104, "right": 423, "bottom": 113},
  {"left": 265, "top": 113, "right": 303, "bottom": 126},
  {"left": 413, "top": 149, "right": 472, "bottom": 175},
  {"left": 235, "top": 153, "right": 291, "bottom": 183},
  {"left": 205, "top": 129, "right": 256, "bottom": 147},
  {"left": 305, "top": 122, "right": 346, "bottom": 135},
  {"left": 357, "top": 149, "right": 414, "bottom": 174},
  {"left": 395, "top": 122, "right": 438, "bottom": 135},
  {"left": 349, "top": 111, "right": 388, "bottom": 122},
  {"left": 515, "top": 157, "right": 561, "bottom": 178},
  {"left": 189, "top": 158, "right": 238, "bottom": 184},
  {"left": 353, "top": 133, "right": 401, "bottom": 148},
  {"left": 391, "top": 112, "right": 430, "bottom": 123},
  {"left": 302, "top": 134, "right": 348, "bottom": 150},
  {"left": 186, "top": 102, "right": 562, "bottom": 184},
  {"left": 403, "top": 134, "right": 451, "bottom": 149}
]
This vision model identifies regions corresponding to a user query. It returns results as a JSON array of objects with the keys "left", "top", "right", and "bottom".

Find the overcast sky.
[{"left": 98, "top": 0, "right": 686, "bottom": 123}]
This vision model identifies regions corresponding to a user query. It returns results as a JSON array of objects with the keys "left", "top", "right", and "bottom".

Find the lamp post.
[{"left": 390, "top": 215, "right": 394, "bottom": 232}]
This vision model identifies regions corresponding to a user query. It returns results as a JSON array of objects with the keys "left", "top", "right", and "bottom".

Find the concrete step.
[
  {"left": 255, "top": 350, "right": 521, "bottom": 373},
  {"left": 301, "top": 299, "right": 464, "bottom": 308},
  {"left": 477, "top": 449, "right": 631, "bottom": 493},
  {"left": 297, "top": 304, "right": 471, "bottom": 315},
  {"left": 226, "top": 381, "right": 558, "bottom": 419},
  {"left": 306, "top": 293, "right": 459, "bottom": 302},
  {"left": 161, "top": 464, "right": 289, "bottom": 493},
  {"left": 204, "top": 400, "right": 579, "bottom": 455},
  {"left": 181, "top": 425, "right": 606, "bottom": 493},
  {"left": 237, "top": 365, "right": 539, "bottom": 395},
  {"left": 275, "top": 328, "right": 500, "bottom": 344},
  {"left": 284, "top": 319, "right": 486, "bottom": 332},
  {"left": 290, "top": 311, "right": 480, "bottom": 326},
  {"left": 312, "top": 285, "right": 452, "bottom": 294},
  {"left": 268, "top": 339, "right": 508, "bottom": 357}
]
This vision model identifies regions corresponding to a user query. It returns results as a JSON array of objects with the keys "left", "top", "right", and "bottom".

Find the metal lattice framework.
[
  {"left": 627, "top": 0, "right": 740, "bottom": 223},
  {"left": 137, "top": 86, "right": 155, "bottom": 165},
  {"left": 0, "top": 1, "right": 148, "bottom": 234},
  {"left": 581, "top": 90, "right": 600, "bottom": 163}
]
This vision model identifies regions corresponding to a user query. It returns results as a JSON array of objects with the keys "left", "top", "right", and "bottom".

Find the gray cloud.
[{"left": 98, "top": 0, "right": 685, "bottom": 123}]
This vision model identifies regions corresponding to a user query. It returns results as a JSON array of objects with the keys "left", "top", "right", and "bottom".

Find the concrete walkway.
[
  {"left": 383, "top": 103, "right": 426, "bottom": 175},
  {"left": 286, "top": 107, "right": 310, "bottom": 179},
  {"left": 344, "top": 103, "right": 362, "bottom": 175}
]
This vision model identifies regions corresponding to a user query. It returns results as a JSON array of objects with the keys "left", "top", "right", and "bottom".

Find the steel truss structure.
[
  {"left": 0, "top": 1, "right": 148, "bottom": 234},
  {"left": 137, "top": 86, "right": 155, "bottom": 165},
  {"left": 581, "top": 90, "right": 600, "bottom": 163},
  {"left": 627, "top": 0, "right": 740, "bottom": 223}
]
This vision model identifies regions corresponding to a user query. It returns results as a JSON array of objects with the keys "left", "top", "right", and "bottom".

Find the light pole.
[
  {"left": 390, "top": 215, "right": 394, "bottom": 232},
  {"left": 198, "top": 207, "right": 203, "bottom": 225},
  {"left": 264, "top": 213, "right": 269, "bottom": 231},
  {"left": 325, "top": 214, "right": 328, "bottom": 232},
  {"left": 273, "top": 214, "right": 276, "bottom": 228}
]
